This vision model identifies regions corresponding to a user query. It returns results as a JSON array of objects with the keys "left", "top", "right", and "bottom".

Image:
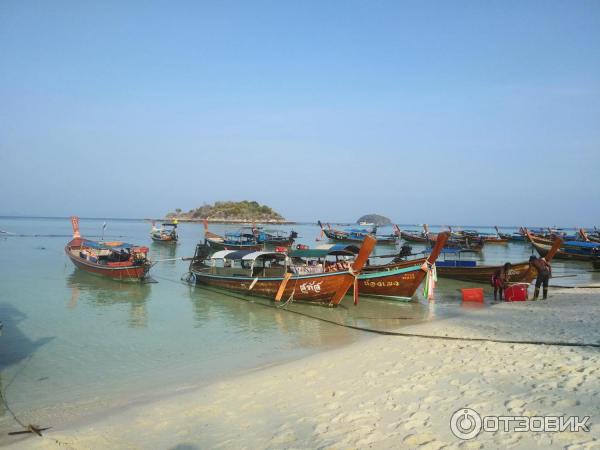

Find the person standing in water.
[{"left": 529, "top": 255, "right": 552, "bottom": 300}]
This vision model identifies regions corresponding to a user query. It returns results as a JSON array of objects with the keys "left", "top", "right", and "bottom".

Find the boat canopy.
[
  {"left": 81, "top": 240, "right": 135, "bottom": 250},
  {"left": 210, "top": 250, "right": 237, "bottom": 259},
  {"left": 316, "top": 244, "right": 360, "bottom": 253},
  {"left": 563, "top": 241, "right": 600, "bottom": 249},
  {"left": 289, "top": 248, "right": 355, "bottom": 258},
  {"left": 241, "top": 251, "right": 286, "bottom": 261}
]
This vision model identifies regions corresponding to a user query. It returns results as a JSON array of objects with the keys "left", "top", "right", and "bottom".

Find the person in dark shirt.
[{"left": 529, "top": 255, "right": 552, "bottom": 300}]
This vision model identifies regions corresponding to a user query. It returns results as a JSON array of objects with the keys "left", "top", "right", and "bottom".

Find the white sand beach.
[{"left": 7, "top": 288, "right": 600, "bottom": 450}]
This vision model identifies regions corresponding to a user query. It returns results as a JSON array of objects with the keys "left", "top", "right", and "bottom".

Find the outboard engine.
[{"left": 393, "top": 244, "right": 413, "bottom": 262}]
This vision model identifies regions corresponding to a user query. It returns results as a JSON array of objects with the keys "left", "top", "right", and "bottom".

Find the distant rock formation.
[
  {"left": 357, "top": 214, "right": 391, "bottom": 226},
  {"left": 166, "top": 201, "right": 287, "bottom": 223}
]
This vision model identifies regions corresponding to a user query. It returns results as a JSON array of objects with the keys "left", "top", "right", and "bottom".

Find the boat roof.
[
  {"left": 316, "top": 243, "right": 360, "bottom": 253},
  {"left": 289, "top": 247, "right": 355, "bottom": 258},
  {"left": 210, "top": 250, "right": 285, "bottom": 260},
  {"left": 81, "top": 240, "right": 135, "bottom": 250},
  {"left": 564, "top": 240, "right": 600, "bottom": 248},
  {"left": 241, "top": 251, "right": 286, "bottom": 260}
]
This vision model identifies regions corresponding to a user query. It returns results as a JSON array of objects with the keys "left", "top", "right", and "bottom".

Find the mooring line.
[{"left": 155, "top": 274, "right": 600, "bottom": 349}]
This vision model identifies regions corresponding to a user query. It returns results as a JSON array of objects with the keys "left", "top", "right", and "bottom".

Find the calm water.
[{"left": 0, "top": 218, "right": 597, "bottom": 440}]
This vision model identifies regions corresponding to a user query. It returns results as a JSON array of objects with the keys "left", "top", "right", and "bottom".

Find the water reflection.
[
  {"left": 66, "top": 272, "right": 151, "bottom": 328},
  {"left": 187, "top": 284, "right": 445, "bottom": 346},
  {"left": 150, "top": 241, "right": 178, "bottom": 266}
]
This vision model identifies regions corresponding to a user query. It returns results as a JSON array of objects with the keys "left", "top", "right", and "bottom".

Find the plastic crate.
[
  {"left": 461, "top": 288, "right": 484, "bottom": 303},
  {"left": 504, "top": 284, "right": 528, "bottom": 302}
]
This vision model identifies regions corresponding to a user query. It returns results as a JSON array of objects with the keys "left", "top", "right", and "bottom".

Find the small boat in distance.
[
  {"left": 150, "top": 221, "right": 178, "bottom": 243},
  {"left": 318, "top": 221, "right": 398, "bottom": 245},
  {"left": 203, "top": 220, "right": 264, "bottom": 251},
  {"left": 66, "top": 217, "right": 152, "bottom": 280}
]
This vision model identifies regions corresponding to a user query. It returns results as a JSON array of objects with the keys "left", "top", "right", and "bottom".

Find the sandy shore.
[{"left": 7, "top": 288, "right": 600, "bottom": 450}]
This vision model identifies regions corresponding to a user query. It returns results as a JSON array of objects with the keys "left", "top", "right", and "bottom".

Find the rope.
[{"left": 154, "top": 274, "right": 600, "bottom": 349}]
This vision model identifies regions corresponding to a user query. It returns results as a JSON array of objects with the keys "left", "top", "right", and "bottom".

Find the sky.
[{"left": 1, "top": 0, "right": 599, "bottom": 226}]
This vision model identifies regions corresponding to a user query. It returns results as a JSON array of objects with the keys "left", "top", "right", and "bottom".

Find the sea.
[{"left": 0, "top": 217, "right": 597, "bottom": 441}]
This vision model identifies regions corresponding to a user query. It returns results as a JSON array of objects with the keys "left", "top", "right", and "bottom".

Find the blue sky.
[{"left": 1, "top": 0, "right": 599, "bottom": 226}]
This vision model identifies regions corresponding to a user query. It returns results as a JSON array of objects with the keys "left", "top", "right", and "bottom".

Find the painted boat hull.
[
  {"left": 436, "top": 261, "right": 535, "bottom": 284},
  {"left": 526, "top": 232, "right": 600, "bottom": 261},
  {"left": 358, "top": 262, "right": 427, "bottom": 300},
  {"left": 205, "top": 238, "right": 264, "bottom": 251},
  {"left": 190, "top": 269, "right": 355, "bottom": 305},
  {"left": 324, "top": 229, "right": 397, "bottom": 245},
  {"left": 151, "top": 234, "right": 177, "bottom": 243},
  {"left": 65, "top": 247, "right": 150, "bottom": 280}
]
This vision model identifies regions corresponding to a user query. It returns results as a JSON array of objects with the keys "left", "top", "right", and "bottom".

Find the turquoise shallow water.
[{"left": 0, "top": 218, "right": 597, "bottom": 440}]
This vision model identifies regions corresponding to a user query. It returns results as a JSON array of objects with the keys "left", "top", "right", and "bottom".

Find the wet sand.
[{"left": 7, "top": 288, "right": 600, "bottom": 450}]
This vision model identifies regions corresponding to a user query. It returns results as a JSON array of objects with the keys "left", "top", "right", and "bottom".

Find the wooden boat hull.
[
  {"left": 399, "top": 231, "right": 430, "bottom": 243},
  {"left": 262, "top": 237, "right": 295, "bottom": 247},
  {"left": 151, "top": 234, "right": 177, "bottom": 243},
  {"left": 436, "top": 261, "right": 535, "bottom": 284},
  {"left": 205, "top": 237, "right": 264, "bottom": 251},
  {"left": 358, "top": 262, "right": 427, "bottom": 300},
  {"left": 482, "top": 237, "right": 509, "bottom": 244},
  {"left": 530, "top": 240, "right": 598, "bottom": 261},
  {"left": 190, "top": 270, "right": 356, "bottom": 305},
  {"left": 65, "top": 247, "right": 150, "bottom": 280},
  {"left": 324, "top": 229, "right": 396, "bottom": 245}
]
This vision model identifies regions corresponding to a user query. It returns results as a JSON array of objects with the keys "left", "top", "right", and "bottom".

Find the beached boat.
[
  {"left": 301, "top": 233, "right": 450, "bottom": 300},
  {"left": 65, "top": 217, "right": 152, "bottom": 281},
  {"left": 187, "top": 236, "right": 377, "bottom": 306},
  {"left": 203, "top": 221, "right": 264, "bottom": 251},
  {"left": 395, "top": 225, "right": 484, "bottom": 252},
  {"left": 579, "top": 228, "right": 600, "bottom": 244},
  {"left": 525, "top": 228, "right": 599, "bottom": 261},
  {"left": 434, "top": 237, "right": 562, "bottom": 284},
  {"left": 318, "top": 221, "right": 397, "bottom": 245},
  {"left": 150, "top": 221, "right": 178, "bottom": 243}
]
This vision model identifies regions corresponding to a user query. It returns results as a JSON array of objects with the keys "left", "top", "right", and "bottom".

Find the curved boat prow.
[
  {"left": 71, "top": 216, "right": 81, "bottom": 239},
  {"left": 329, "top": 235, "right": 376, "bottom": 305},
  {"left": 428, "top": 231, "right": 450, "bottom": 264},
  {"left": 544, "top": 236, "right": 563, "bottom": 263}
]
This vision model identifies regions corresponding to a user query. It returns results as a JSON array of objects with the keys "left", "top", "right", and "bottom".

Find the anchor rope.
[{"left": 159, "top": 274, "right": 600, "bottom": 349}]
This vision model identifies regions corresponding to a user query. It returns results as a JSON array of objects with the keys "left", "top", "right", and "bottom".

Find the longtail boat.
[
  {"left": 203, "top": 220, "right": 264, "bottom": 251},
  {"left": 298, "top": 233, "right": 450, "bottom": 301},
  {"left": 525, "top": 228, "right": 599, "bottom": 261},
  {"left": 579, "top": 228, "right": 600, "bottom": 244},
  {"left": 318, "top": 221, "right": 397, "bottom": 245},
  {"left": 357, "top": 231, "right": 449, "bottom": 300},
  {"left": 150, "top": 221, "right": 178, "bottom": 243},
  {"left": 244, "top": 224, "right": 297, "bottom": 247},
  {"left": 434, "top": 237, "right": 562, "bottom": 284},
  {"left": 65, "top": 217, "right": 152, "bottom": 281},
  {"left": 395, "top": 224, "right": 484, "bottom": 252},
  {"left": 187, "top": 236, "right": 376, "bottom": 306}
]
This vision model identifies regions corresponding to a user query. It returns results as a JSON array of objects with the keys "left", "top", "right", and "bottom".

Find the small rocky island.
[
  {"left": 166, "top": 201, "right": 291, "bottom": 223},
  {"left": 356, "top": 214, "right": 392, "bottom": 226}
]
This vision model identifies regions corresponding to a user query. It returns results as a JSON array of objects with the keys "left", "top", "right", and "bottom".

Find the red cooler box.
[
  {"left": 504, "top": 283, "right": 528, "bottom": 301},
  {"left": 461, "top": 288, "right": 484, "bottom": 303}
]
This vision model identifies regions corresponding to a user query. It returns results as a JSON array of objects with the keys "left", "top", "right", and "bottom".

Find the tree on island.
[{"left": 167, "top": 201, "right": 285, "bottom": 222}]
